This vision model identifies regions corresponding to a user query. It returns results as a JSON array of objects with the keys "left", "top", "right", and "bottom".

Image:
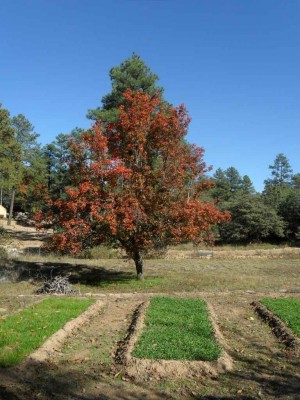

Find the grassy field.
[
  {"left": 0, "top": 297, "right": 94, "bottom": 367},
  {"left": 2, "top": 255, "right": 298, "bottom": 296},
  {"left": 133, "top": 297, "right": 221, "bottom": 361},
  {"left": 260, "top": 298, "right": 300, "bottom": 337}
]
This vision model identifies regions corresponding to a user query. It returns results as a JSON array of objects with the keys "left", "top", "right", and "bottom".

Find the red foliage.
[{"left": 36, "top": 90, "right": 229, "bottom": 273}]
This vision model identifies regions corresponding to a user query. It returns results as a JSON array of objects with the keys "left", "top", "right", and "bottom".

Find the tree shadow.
[
  {"left": 223, "top": 347, "right": 300, "bottom": 399},
  {"left": 0, "top": 359, "right": 171, "bottom": 400},
  {"left": 9, "top": 230, "right": 47, "bottom": 242},
  {"left": 12, "top": 260, "right": 135, "bottom": 286}
]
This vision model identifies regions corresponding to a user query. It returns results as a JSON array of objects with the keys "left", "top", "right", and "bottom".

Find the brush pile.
[{"left": 36, "top": 273, "right": 76, "bottom": 294}]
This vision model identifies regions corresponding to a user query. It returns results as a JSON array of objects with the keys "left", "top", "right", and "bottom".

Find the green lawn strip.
[
  {"left": 260, "top": 298, "right": 300, "bottom": 338},
  {"left": 133, "top": 297, "right": 221, "bottom": 361},
  {"left": 0, "top": 297, "right": 94, "bottom": 367},
  {"left": 95, "top": 276, "right": 166, "bottom": 289}
]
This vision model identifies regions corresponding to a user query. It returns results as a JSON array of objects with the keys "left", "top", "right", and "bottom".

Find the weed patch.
[
  {"left": 95, "top": 276, "right": 166, "bottom": 290},
  {"left": 0, "top": 297, "right": 94, "bottom": 367},
  {"left": 260, "top": 298, "right": 300, "bottom": 338},
  {"left": 133, "top": 297, "right": 221, "bottom": 361}
]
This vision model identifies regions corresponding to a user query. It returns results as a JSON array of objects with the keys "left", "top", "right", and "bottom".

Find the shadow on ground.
[
  {"left": 216, "top": 347, "right": 300, "bottom": 400},
  {"left": 11, "top": 260, "right": 135, "bottom": 286},
  {"left": 7, "top": 230, "right": 47, "bottom": 242},
  {"left": 1, "top": 353, "right": 300, "bottom": 400},
  {"left": 0, "top": 360, "right": 170, "bottom": 400}
]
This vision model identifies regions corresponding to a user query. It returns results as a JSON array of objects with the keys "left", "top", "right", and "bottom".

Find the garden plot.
[
  {"left": 116, "top": 296, "right": 233, "bottom": 381},
  {"left": 0, "top": 297, "right": 103, "bottom": 367},
  {"left": 252, "top": 298, "right": 300, "bottom": 350}
]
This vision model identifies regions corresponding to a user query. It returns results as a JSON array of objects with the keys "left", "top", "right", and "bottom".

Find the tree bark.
[
  {"left": 7, "top": 189, "right": 15, "bottom": 226},
  {"left": 133, "top": 250, "right": 144, "bottom": 280}
]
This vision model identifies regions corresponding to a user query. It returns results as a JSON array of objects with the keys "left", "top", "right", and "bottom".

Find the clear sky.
[{"left": 1, "top": 0, "right": 299, "bottom": 192}]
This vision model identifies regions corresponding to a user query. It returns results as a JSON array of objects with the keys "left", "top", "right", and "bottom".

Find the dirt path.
[
  {"left": 1, "top": 223, "right": 48, "bottom": 256},
  {"left": 0, "top": 292, "right": 300, "bottom": 400}
]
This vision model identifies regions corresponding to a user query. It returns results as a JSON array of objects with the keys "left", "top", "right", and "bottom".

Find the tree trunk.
[
  {"left": 133, "top": 250, "right": 144, "bottom": 280},
  {"left": 7, "top": 189, "right": 15, "bottom": 226},
  {"left": 0, "top": 187, "right": 2, "bottom": 206}
]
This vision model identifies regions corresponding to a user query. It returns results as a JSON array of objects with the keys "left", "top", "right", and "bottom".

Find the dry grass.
[{"left": 1, "top": 254, "right": 299, "bottom": 296}]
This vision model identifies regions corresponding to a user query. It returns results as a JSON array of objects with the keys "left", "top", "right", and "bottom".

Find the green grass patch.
[
  {"left": 0, "top": 297, "right": 94, "bottom": 367},
  {"left": 94, "top": 276, "right": 166, "bottom": 290},
  {"left": 260, "top": 298, "right": 300, "bottom": 338},
  {"left": 133, "top": 297, "right": 221, "bottom": 361}
]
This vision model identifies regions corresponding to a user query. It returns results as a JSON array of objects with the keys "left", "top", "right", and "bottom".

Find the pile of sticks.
[{"left": 36, "top": 273, "right": 76, "bottom": 294}]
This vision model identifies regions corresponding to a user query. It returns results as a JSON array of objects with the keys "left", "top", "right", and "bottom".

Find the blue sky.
[{"left": 1, "top": 0, "right": 299, "bottom": 192}]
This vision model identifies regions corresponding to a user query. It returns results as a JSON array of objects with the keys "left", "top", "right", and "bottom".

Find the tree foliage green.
[
  {"left": 211, "top": 167, "right": 255, "bottom": 201},
  {"left": 218, "top": 194, "right": 285, "bottom": 244},
  {"left": 42, "top": 128, "right": 83, "bottom": 199},
  {"left": 0, "top": 105, "right": 22, "bottom": 192},
  {"left": 279, "top": 189, "right": 300, "bottom": 239},
  {"left": 87, "top": 53, "right": 164, "bottom": 122},
  {"left": 11, "top": 114, "right": 48, "bottom": 212}
]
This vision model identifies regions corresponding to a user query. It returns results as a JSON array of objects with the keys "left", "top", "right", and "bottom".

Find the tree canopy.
[
  {"left": 267, "top": 153, "right": 293, "bottom": 186},
  {"left": 218, "top": 194, "right": 285, "bottom": 244},
  {"left": 37, "top": 90, "right": 230, "bottom": 278},
  {"left": 87, "top": 53, "right": 164, "bottom": 123},
  {"left": 0, "top": 105, "right": 22, "bottom": 193},
  {"left": 211, "top": 167, "right": 255, "bottom": 201}
]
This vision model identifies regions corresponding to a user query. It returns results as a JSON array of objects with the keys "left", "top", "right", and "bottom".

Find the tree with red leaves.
[{"left": 36, "top": 90, "right": 230, "bottom": 279}]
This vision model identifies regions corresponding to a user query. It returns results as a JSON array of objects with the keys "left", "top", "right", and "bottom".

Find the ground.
[{"left": 0, "top": 224, "right": 300, "bottom": 400}]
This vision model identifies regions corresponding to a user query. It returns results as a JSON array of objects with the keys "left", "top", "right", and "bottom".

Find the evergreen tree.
[
  {"left": 241, "top": 175, "right": 256, "bottom": 194},
  {"left": 279, "top": 189, "right": 300, "bottom": 239},
  {"left": 11, "top": 114, "right": 48, "bottom": 212},
  {"left": 219, "top": 194, "right": 285, "bottom": 244},
  {"left": 263, "top": 153, "right": 293, "bottom": 210},
  {"left": 11, "top": 114, "right": 40, "bottom": 163},
  {"left": 42, "top": 129, "right": 83, "bottom": 198},
  {"left": 0, "top": 104, "right": 22, "bottom": 223},
  {"left": 211, "top": 167, "right": 254, "bottom": 200},
  {"left": 291, "top": 173, "right": 300, "bottom": 189},
  {"left": 87, "top": 53, "right": 164, "bottom": 122},
  {"left": 265, "top": 153, "right": 293, "bottom": 187}
]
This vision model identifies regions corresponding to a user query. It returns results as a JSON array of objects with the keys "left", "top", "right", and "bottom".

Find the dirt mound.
[{"left": 251, "top": 301, "right": 300, "bottom": 350}]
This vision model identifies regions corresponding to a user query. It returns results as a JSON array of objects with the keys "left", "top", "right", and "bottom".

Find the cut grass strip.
[
  {"left": 0, "top": 297, "right": 94, "bottom": 367},
  {"left": 133, "top": 297, "right": 221, "bottom": 361},
  {"left": 260, "top": 298, "right": 300, "bottom": 338}
]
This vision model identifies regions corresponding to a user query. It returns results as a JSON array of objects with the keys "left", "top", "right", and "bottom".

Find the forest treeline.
[{"left": 1, "top": 54, "right": 299, "bottom": 246}]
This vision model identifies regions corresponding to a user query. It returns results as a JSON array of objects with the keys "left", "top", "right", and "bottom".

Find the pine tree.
[
  {"left": 266, "top": 153, "right": 293, "bottom": 186},
  {"left": 0, "top": 104, "right": 22, "bottom": 223},
  {"left": 87, "top": 53, "right": 164, "bottom": 122},
  {"left": 263, "top": 153, "right": 293, "bottom": 210}
]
